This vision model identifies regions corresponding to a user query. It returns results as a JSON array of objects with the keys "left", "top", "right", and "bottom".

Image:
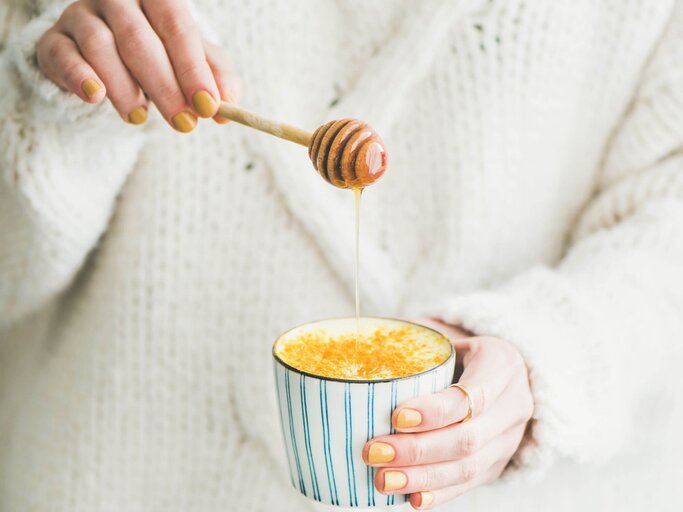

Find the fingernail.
[
  {"left": 81, "top": 79, "right": 102, "bottom": 98},
  {"left": 368, "top": 442, "right": 395, "bottom": 464},
  {"left": 127, "top": 107, "right": 148, "bottom": 125},
  {"left": 172, "top": 111, "right": 198, "bottom": 133},
  {"left": 383, "top": 471, "right": 407, "bottom": 491},
  {"left": 396, "top": 408, "right": 422, "bottom": 428},
  {"left": 192, "top": 90, "right": 218, "bottom": 118},
  {"left": 417, "top": 491, "right": 434, "bottom": 508}
]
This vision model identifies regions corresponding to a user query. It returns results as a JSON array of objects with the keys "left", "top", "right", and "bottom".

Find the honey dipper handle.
[{"left": 217, "top": 101, "right": 312, "bottom": 147}]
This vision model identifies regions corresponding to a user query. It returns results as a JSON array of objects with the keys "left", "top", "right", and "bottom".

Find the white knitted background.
[{"left": 1, "top": 1, "right": 683, "bottom": 511}]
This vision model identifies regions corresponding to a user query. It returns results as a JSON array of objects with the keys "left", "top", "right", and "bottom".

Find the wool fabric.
[{"left": 1, "top": 1, "right": 683, "bottom": 511}]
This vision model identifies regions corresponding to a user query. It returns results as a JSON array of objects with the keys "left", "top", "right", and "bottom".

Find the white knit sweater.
[{"left": 1, "top": 0, "right": 683, "bottom": 510}]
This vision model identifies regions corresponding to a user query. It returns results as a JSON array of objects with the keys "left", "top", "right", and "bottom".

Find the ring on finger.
[{"left": 448, "top": 383, "right": 474, "bottom": 423}]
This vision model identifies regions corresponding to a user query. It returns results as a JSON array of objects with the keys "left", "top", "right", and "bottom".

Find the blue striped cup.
[{"left": 272, "top": 317, "right": 456, "bottom": 507}]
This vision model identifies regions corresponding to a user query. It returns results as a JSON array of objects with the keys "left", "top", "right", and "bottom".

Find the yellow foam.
[{"left": 275, "top": 325, "right": 450, "bottom": 380}]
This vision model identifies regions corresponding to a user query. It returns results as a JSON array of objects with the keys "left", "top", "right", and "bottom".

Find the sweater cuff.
[
  {"left": 4, "top": 1, "right": 116, "bottom": 124},
  {"left": 424, "top": 266, "right": 624, "bottom": 481}
]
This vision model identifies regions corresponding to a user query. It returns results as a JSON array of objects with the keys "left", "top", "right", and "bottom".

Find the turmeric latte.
[{"left": 274, "top": 318, "right": 451, "bottom": 380}]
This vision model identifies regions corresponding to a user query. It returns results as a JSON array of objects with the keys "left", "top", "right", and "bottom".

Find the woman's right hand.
[{"left": 36, "top": 0, "right": 238, "bottom": 132}]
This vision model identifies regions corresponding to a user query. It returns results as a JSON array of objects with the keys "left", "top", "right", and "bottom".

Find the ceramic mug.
[{"left": 272, "top": 317, "right": 456, "bottom": 507}]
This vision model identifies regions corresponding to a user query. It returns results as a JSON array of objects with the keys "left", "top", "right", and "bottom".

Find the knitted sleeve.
[
  {"left": 0, "top": 1, "right": 148, "bottom": 328},
  {"left": 428, "top": 2, "right": 683, "bottom": 477}
]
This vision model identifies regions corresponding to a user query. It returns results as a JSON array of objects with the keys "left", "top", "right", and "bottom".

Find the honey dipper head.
[{"left": 308, "top": 119, "right": 387, "bottom": 188}]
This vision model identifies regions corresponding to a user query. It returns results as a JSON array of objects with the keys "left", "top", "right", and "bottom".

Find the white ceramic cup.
[{"left": 272, "top": 317, "right": 456, "bottom": 507}]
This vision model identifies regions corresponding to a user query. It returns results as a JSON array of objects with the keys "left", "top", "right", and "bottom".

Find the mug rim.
[{"left": 272, "top": 316, "right": 455, "bottom": 384}]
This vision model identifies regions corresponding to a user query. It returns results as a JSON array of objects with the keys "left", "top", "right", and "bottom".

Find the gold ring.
[{"left": 448, "top": 383, "right": 474, "bottom": 423}]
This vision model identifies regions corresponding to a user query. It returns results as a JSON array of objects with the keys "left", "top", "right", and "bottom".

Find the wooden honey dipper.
[{"left": 217, "top": 102, "right": 387, "bottom": 188}]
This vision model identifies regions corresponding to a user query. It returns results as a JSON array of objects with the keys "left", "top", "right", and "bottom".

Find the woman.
[{"left": 1, "top": 0, "right": 682, "bottom": 510}]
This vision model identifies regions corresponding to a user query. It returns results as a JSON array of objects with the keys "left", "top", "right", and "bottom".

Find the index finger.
[
  {"left": 142, "top": 0, "right": 220, "bottom": 118},
  {"left": 100, "top": 2, "right": 196, "bottom": 131},
  {"left": 390, "top": 384, "right": 482, "bottom": 433},
  {"left": 392, "top": 337, "right": 514, "bottom": 432}
]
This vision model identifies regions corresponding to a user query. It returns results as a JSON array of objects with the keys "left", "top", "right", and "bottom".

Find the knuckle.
[
  {"left": 79, "top": 26, "right": 114, "bottom": 55},
  {"left": 421, "top": 466, "right": 439, "bottom": 490},
  {"left": 118, "top": 24, "right": 148, "bottom": 55},
  {"left": 456, "top": 428, "right": 479, "bottom": 457},
  {"left": 459, "top": 458, "right": 480, "bottom": 482},
  {"left": 176, "top": 64, "right": 203, "bottom": 85},
  {"left": 156, "top": 13, "right": 192, "bottom": 41},
  {"left": 403, "top": 437, "right": 424, "bottom": 464},
  {"left": 94, "top": 0, "right": 126, "bottom": 19},
  {"left": 62, "top": 62, "right": 85, "bottom": 87},
  {"left": 435, "top": 397, "right": 449, "bottom": 426},
  {"left": 154, "top": 81, "right": 184, "bottom": 104},
  {"left": 44, "top": 38, "right": 65, "bottom": 63},
  {"left": 60, "top": 2, "right": 85, "bottom": 22}
]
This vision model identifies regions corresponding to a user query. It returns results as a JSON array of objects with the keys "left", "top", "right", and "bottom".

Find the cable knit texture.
[{"left": 1, "top": 1, "right": 683, "bottom": 511}]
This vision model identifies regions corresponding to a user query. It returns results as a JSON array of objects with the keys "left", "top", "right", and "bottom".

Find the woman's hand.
[
  {"left": 363, "top": 319, "right": 533, "bottom": 510},
  {"left": 36, "top": 0, "right": 238, "bottom": 131}
]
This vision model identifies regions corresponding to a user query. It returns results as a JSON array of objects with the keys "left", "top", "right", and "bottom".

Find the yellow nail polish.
[
  {"left": 81, "top": 79, "right": 102, "bottom": 98},
  {"left": 127, "top": 107, "right": 148, "bottom": 125},
  {"left": 172, "top": 111, "right": 197, "bottom": 133},
  {"left": 192, "top": 90, "right": 218, "bottom": 118},
  {"left": 418, "top": 491, "right": 434, "bottom": 508},
  {"left": 396, "top": 408, "right": 422, "bottom": 429},
  {"left": 368, "top": 442, "right": 395, "bottom": 464},
  {"left": 383, "top": 471, "right": 407, "bottom": 491}
]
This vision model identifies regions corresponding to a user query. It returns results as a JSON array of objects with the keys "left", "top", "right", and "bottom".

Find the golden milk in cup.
[{"left": 272, "top": 317, "right": 455, "bottom": 507}]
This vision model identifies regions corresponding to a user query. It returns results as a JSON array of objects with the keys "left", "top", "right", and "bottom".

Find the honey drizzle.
[{"left": 353, "top": 188, "right": 363, "bottom": 338}]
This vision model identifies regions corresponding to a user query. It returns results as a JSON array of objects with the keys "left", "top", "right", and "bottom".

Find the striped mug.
[{"left": 272, "top": 317, "right": 456, "bottom": 507}]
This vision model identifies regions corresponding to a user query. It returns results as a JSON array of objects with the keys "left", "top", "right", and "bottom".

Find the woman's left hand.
[{"left": 362, "top": 319, "right": 534, "bottom": 510}]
